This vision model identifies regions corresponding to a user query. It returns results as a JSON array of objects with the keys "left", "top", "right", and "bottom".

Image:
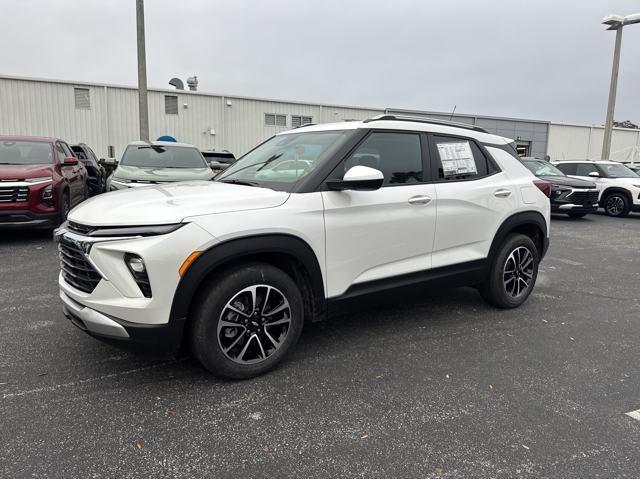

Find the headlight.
[
  {"left": 25, "top": 176, "right": 53, "bottom": 184},
  {"left": 42, "top": 185, "right": 53, "bottom": 203}
]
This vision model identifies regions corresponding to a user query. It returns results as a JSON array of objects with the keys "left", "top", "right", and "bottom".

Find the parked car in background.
[
  {"left": 56, "top": 115, "right": 550, "bottom": 378},
  {"left": 553, "top": 160, "right": 640, "bottom": 217},
  {"left": 620, "top": 162, "right": 640, "bottom": 175},
  {"left": 70, "top": 143, "right": 106, "bottom": 196},
  {"left": 521, "top": 157, "right": 598, "bottom": 218},
  {"left": 201, "top": 150, "right": 236, "bottom": 176},
  {"left": 0, "top": 135, "right": 88, "bottom": 229},
  {"left": 106, "top": 141, "right": 214, "bottom": 191}
]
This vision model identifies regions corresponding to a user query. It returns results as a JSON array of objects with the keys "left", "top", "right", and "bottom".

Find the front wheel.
[
  {"left": 480, "top": 234, "right": 539, "bottom": 309},
  {"left": 190, "top": 262, "right": 304, "bottom": 379},
  {"left": 603, "top": 193, "right": 630, "bottom": 217}
]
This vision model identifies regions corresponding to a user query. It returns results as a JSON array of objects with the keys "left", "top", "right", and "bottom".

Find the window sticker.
[{"left": 437, "top": 141, "right": 477, "bottom": 176}]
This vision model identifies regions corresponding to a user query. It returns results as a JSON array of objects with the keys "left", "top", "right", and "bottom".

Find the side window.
[
  {"left": 575, "top": 163, "right": 598, "bottom": 176},
  {"left": 61, "top": 143, "right": 74, "bottom": 158},
  {"left": 56, "top": 143, "right": 67, "bottom": 162},
  {"left": 432, "top": 135, "right": 493, "bottom": 181},
  {"left": 344, "top": 132, "right": 423, "bottom": 186},
  {"left": 555, "top": 163, "right": 577, "bottom": 175}
]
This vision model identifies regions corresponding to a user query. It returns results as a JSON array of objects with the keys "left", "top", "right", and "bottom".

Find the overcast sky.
[{"left": 2, "top": 0, "right": 639, "bottom": 125}]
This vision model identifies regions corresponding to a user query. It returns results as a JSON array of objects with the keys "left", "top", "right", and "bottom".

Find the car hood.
[
  {"left": 0, "top": 164, "right": 53, "bottom": 180},
  {"left": 68, "top": 181, "right": 290, "bottom": 226},
  {"left": 113, "top": 165, "right": 213, "bottom": 182},
  {"left": 538, "top": 175, "right": 596, "bottom": 188}
]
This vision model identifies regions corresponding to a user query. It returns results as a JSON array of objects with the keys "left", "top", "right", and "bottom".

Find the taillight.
[{"left": 533, "top": 179, "right": 551, "bottom": 198}]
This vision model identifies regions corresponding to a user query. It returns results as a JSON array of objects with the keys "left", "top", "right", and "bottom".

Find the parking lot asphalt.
[{"left": 1, "top": 213, "right": 639, "bottom": 478}]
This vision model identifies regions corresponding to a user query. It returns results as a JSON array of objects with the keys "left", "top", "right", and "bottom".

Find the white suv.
[
  {"left": 553, "top": 160, "right": 640, "bottom": 217},
  {"left": 55, "top": 115, "right": 550, "bottom": 378}
]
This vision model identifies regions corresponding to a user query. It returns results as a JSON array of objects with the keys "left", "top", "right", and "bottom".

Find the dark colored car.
[
  {"left": 70, "top": 143, "right": 106, "bottom": 196},
  {"left": 521, "top": 158, "right": 598, "bottom": 218},
  {"left": 0, "top": 136, "right": 88, "bottom": 229},
  {"left": 201, "top": 150, "right": 236, "bottom": 176}
]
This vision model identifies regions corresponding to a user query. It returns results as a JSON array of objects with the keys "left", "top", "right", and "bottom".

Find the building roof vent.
[
  {"left": 169, "top": 78, "right": 184, "bottom": 90},
  {"left": 186, "top": 76, "right": 198, "bottom": 91}
]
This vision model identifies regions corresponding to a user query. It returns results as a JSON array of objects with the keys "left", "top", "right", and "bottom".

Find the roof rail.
[
  {"left": 292, "top": 123, "right": 317, "bottom": 129},
  {"left": 363, "top": 114, "right": 488, "bottom": 133}
]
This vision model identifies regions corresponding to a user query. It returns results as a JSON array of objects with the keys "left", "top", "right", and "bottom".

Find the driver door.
[{"left": 322, "top": 131, "right": 437, "bottom": 298}]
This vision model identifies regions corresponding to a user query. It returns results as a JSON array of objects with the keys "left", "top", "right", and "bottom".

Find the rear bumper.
[
  {"left": 60, "top": 290, "right": 185, "bottom": 358},
  {"left": 0, "top": 210, "right": 58, "bottom": 229}
]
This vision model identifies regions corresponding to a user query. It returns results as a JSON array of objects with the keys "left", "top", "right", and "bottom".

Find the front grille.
[
  {"left": 0, "top": 186, "right": 29, "bottom": 203},
  {"left": 59, "top": 237, "right": 102, "bottom": 293},
  {"left": 569, "top": 190, "right": 599, "bottom": 205}
]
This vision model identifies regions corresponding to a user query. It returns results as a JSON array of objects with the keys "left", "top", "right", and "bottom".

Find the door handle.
[
  {"left": 494, "top": 189, "right": 512, "bottom": 198},
  {"left": 408, "top": 195, "right": 432, "bottom": 205}
]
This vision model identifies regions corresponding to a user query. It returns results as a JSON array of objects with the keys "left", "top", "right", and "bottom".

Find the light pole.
[
  {"left": 136, "top": 0, "right": 149, "bottom": 141},
  {"left": 601, "top": 13, "right": 640, "bottom": 160}
]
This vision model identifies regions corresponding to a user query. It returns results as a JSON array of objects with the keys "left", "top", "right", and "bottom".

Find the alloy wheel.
[
  {"left": 605, "top": 195, "right": 625, "bottom": 216},
  {"left": 502, "top": 246, "right": 534, "bottom": 298},
  {"left": 217, "top": 284, "right": 292, "bottom": 364}
]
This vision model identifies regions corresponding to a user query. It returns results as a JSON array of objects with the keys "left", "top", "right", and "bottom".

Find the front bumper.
[
  {"left": 0, "top": 209, "right": 58, "bottom": 229},
  {"left": 551, "top": 202, "right": 598, "bottom": 213},
  {"left": 61, "top": 290, "right": 185, "bottom": 357}
]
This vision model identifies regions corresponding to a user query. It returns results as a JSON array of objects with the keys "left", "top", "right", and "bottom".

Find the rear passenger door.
[
  {"left": 429, "top": 134, "right": 516, "bottom": 268},
  {"left": 322, "top": 131, "right": 437, "bottom": 298}
]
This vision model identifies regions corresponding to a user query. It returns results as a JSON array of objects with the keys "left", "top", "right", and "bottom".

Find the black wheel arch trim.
[
  {"left": 601, "top": 187, "right": 632, "bottom": 203},
  {"left": 488, "top": 211, "right": 549, "bottom": 261},
  {"left": 168, "top": 233, "right": 326, "bottom": 331}
]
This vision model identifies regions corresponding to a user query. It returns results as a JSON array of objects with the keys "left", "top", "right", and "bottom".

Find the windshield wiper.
[
  {"left": 218, "top": 179, "right": 261, "bottom": 187},
  {"left": 137, "top": 145, "right": 167, "bottom": 153}
]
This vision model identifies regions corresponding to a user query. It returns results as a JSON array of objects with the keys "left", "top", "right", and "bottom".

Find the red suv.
[{"left": 0, "top": 136, "right": 88, "bottom": 229}]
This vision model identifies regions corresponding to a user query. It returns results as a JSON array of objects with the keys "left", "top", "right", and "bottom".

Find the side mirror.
[
  {"left": 63, "top": 156, "right": 78, "bottom": 166},
  {"left": 588, "top": 171, "right": 600, "bottom": 178},
  {"left": 326, "top": 165, "right": 384, "bottom": 191},
  {"left": 100, "top": 157, "right": 118, "bottom": 166},
  {"left": 209, "top": 160, "right": 230, "bottom": 170}
]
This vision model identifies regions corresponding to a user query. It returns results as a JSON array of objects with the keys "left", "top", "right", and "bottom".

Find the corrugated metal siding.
[{"left": 548, "top": 124, "right": 640, "bottom": 161}]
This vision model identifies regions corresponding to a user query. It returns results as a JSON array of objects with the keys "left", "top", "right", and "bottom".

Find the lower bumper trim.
[{"left": 60, "top": 291, "right": 130, "bottom": 338}]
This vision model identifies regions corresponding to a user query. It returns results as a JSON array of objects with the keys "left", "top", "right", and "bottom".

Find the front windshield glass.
[
  {"left": 217, "top": 130, "right": 353, "bottom": 191},
  {"left": 0, "top": 141, "right": 53, "bottom": 165},
  {"left": 600, "top": 163, "right": 639, "bottom": 178},
  {"left": 120, "top": 145, "right": 207, "bottom": 168},
  {"left": 522, "top": 160, "right": 565, "bottom": 177}
]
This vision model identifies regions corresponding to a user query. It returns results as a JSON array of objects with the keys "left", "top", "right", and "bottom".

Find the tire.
[
  {"left": 480, "top": 233, "right": 539, "bottom": 309},
  {"left": 57, "top": 192, "right": 70, "bottom": 226},
  {"left": 190, "top": 262, "right": 304, "bottom": 379},
  {"left": 603, "top": 192, "right": 630, "bottom": 217},
  {"left": 567, "top": 212, "right": 587, "bottom": 218}
]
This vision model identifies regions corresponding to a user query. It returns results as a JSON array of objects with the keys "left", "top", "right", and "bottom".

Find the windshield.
[
  {"left": 217, "top": 130, "right": 353, "bottom": 191},
  {"left": 600, "top": 163, "right": 639, "bottom": 178},
  {"left": 522, "top": 160, "right": 565, "bottom": 177},
  {"left": 0, "top": 141, "right": 53, "bottom": 165},
  {"left": 120, "top": 145, "right": 207, "bottom": 168}
]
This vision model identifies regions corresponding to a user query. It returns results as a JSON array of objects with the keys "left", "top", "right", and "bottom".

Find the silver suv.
[{"left": 106, "top": 141, "right": 213, "bottom": 191}]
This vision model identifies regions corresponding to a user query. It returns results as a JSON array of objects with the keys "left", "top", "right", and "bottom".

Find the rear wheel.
[
  {"left": 567, "top": 212, "right": 587, "bottom": 218},
  {"left": 603, "top": 193, "right": 630, "bottom": 217},
  {"left": 480, "top": 234, "right": 539, "bottom": 309},
  {"left": 190, "top": 262, "right": 304, "bottom": 379}
]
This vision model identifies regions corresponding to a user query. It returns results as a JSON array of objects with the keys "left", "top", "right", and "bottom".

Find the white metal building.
[{"left": 1, "top": 74, "right": 638, "bottom": 163}]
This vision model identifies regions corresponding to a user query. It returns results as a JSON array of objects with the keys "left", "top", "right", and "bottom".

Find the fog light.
[
  {"left": 124, "top": 253, "right": 152, "bottom": 298},
  {"left": 126, "top": 254, "right": 146, "bottom": 273}
]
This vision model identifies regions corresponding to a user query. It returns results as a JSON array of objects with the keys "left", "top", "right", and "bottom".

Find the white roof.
[
  {"left": 277, "top": 118, "right": 512, "bottom": 145},
  {"left": 553, "top": 160, "right": 618, "bottom": 164}
]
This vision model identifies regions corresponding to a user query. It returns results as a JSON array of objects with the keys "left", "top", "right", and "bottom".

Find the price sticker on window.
[{"left": 437, "top": 141, "right": 477, "bottom": 177}]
